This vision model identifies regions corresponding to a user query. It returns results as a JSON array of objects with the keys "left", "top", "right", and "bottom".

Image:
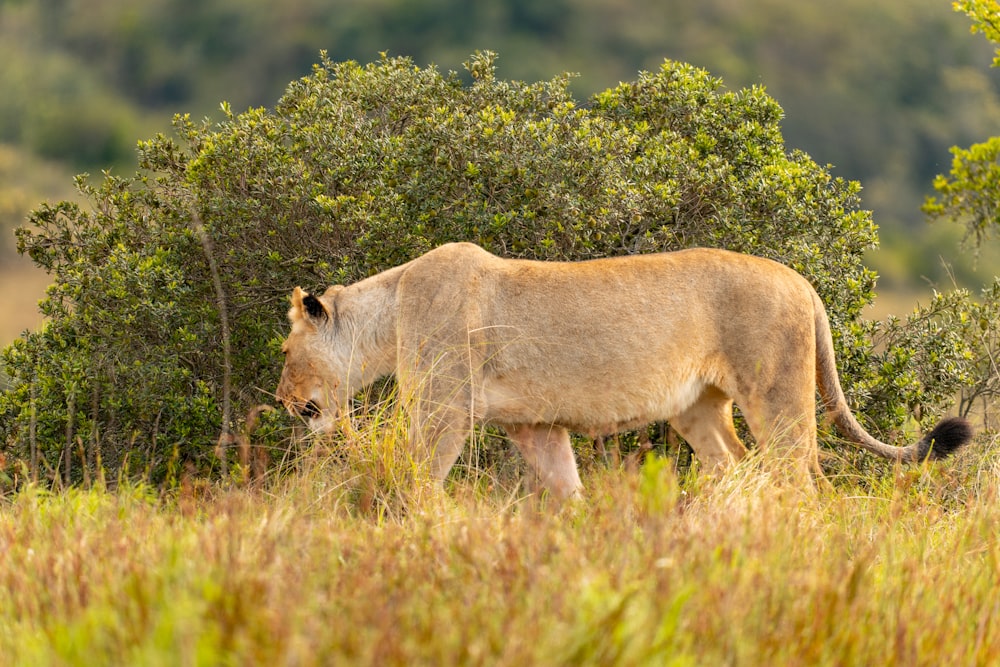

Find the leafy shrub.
[{"left": 0, "top": 52, "right": 978, "bottom": 484}]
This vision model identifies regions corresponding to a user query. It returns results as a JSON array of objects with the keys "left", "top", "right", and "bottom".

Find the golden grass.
[{"left": 0, "top": 425, "right": 999, "bottom": 666}]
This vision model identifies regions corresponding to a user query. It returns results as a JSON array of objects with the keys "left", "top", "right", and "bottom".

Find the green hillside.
[{"left": 2, "top": 0, "right": 999, "bottom": 287}]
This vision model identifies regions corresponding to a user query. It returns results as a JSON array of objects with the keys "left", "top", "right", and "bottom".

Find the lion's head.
[{"left": 275, "top": 286, "right": 349, "bottom": 427}]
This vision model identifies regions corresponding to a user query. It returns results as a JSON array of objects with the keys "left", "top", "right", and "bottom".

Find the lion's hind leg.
[
  {"left": 505, "top": 424, "right": 583, "bottom": 503},
  {"left": 739, "top": 392, "right": 821, "bottom": 486},
  {"left": 670, "top": 386, "right": 748, "bottom": 473}
]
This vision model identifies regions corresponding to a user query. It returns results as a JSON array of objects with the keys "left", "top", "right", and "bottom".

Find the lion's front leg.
[
  {"left": 404, "top": 396, "right": 471, "bottom": 484},
  {"left": 505, "top": 424, "right": 583, "bottom": 503},
  {"left": 397, "top": 326, "right": 491, "bottom": 491}
]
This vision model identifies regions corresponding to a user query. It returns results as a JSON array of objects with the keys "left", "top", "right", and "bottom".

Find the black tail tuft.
[{"left": 916, "top": 416, "right": 974, "bottom": 461}]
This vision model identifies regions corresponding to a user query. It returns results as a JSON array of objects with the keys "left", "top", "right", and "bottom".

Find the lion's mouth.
[
  {"left": 299, "top": 399, "right": 322, "bottom": 419},
  {"left": 283, "top": 398, "right": 322, "bottom": 420}
]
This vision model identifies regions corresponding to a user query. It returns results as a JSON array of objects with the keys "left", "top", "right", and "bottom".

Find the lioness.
[{"left": 276, "top": 242, "right": 972, "bottom": 500}]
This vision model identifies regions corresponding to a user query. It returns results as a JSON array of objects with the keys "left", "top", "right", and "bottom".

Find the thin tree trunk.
[
  {"left": 64, "top": 392, "right": 75, "bottom": 486},
  {"left": 29, "top": 381, "right": 37, "bottom": 482},
  {"left": 193, "top": 210, "right": 233, "bottom": 475}
]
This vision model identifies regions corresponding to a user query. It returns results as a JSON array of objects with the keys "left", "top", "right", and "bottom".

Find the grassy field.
[
  {"left": 1, "top": 206, "right": 998, "bottom": 664},
  {"left": 1, "top": 423, "right": 999, "bottom": 667}
]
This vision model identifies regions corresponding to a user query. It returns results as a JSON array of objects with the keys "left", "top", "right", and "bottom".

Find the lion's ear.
[
  {"left": 290, "top": 286, "right": 330, "bottom": 324},
  {"left": 303, "top": 294, "right": 327, "bottom": 320}
]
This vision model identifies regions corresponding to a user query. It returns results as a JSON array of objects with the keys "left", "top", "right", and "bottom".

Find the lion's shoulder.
[
  {"left": 399, "top": 242, "right": 501, "bottom": 285},
  {"left": 421, "top": 242, "right": 497, "bottom": 263}
]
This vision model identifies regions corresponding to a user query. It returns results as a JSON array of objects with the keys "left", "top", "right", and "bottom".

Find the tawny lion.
[{"left": 276, "top": 242, "right": 972, "bottom": 500}]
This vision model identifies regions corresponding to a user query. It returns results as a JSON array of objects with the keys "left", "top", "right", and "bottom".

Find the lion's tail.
[{"left": 811, "top": 290, "right": 972, "bottom": 462}]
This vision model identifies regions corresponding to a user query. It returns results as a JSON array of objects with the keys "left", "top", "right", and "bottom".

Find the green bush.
[{"left": 0, "top": 52, "right": 978, "bottom": 484}]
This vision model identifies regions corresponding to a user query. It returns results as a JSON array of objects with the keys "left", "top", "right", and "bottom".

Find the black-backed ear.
[
  {"left": 290, "top": 286, "right": 331, "bottom": 325},
  {"left": 303, "top": 293, "right": 327, "bottom": 320}
]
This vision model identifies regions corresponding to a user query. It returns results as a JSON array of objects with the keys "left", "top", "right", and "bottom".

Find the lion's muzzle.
[{"left": 282, "top": 397, "right": 322, "bottom": 420}]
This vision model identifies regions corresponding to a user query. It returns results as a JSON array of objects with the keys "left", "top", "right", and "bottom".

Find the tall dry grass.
[{"left": 0, "top": 413, "right": 999, "bottom": 666}]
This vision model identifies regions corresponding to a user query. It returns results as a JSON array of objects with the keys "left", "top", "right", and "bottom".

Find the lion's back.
[{"left": 397, "top": 245, "right": 817, "bottom": 339}]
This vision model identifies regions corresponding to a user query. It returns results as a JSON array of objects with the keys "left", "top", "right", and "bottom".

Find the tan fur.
[{"left": 276, "top": 242, "right": 970, "bottom": 501}]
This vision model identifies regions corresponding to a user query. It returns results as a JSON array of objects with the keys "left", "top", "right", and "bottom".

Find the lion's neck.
[{"left": 342, "top": 263, "right": 407, "bottom": 385}]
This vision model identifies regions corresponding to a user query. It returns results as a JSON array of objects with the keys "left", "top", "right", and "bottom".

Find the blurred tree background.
[
  {"left": 2, "top": 0, "right": 1000, "bottom": 344},
  {"left": 3, "top": 0, "right": 1000, "bottom": 483}
]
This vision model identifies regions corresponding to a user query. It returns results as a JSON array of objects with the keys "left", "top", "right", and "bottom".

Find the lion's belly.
[{"left": 477, "top": 368, "right": 706, "bottom": 434}]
